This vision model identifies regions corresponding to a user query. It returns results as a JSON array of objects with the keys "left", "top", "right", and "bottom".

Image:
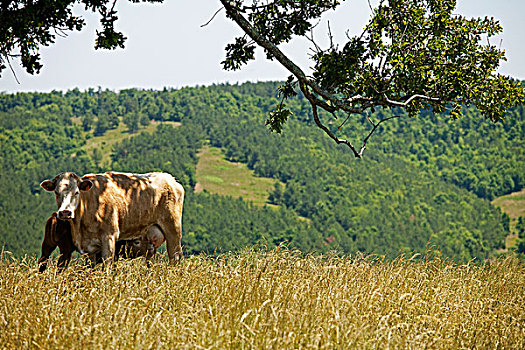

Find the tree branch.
[
  {"left": 219, "top": 1, "right": 496, "bottom": 157},
  {"left": 382, "top": 93, "right": 440, "bottom": 107},
  {"left": 3, "top": 54, "right": 21, "bottom": 84},
  {"left": 301, "top": 83, "right": 362, "bottom": 158},
  {"left": 219, "top": 0, "right": 361, "bottom": 115},
  {"left": 358, "top": 115, "right": 401, "bottom": 157},
  {"left": 221, "top": 1, "right": 438, "bottom": 115}
]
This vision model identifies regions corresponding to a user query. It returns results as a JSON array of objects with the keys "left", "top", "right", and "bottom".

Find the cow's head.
[{"left": 40, "top": 172, "right": 93, "bottom": 220}]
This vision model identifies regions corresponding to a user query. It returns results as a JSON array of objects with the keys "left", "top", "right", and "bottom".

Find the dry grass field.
[{"left": 1, "top": 248, "right": 524, "bottom": 349}]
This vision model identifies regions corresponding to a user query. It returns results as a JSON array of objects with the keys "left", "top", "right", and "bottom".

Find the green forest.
[{"left": 0, "top": 82, "right": 523, "bottom": 261}]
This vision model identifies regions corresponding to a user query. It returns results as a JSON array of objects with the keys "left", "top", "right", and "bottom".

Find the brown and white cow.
[
  {"left": 40, "top": 171, "right": 183, "bottom": 265},
  {"left": 37, "top": 213, "right": 166, "bottom": 272}
]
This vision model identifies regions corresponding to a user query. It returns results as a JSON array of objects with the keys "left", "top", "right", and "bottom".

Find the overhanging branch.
[
  {"left": 219, "top": 1, "right": 449, "bottom": 157},
  {"left": 219, "top": 0, "right": 361, "bottom": 115},
  {"left": 301, "top": 83, "right": 362, "bottom": 157},
  {"left": 382, "top": 93, "right": 440, "bottom": 106},
  {"left": 220, "top": 1, "right": 442, "bottom": 111}
]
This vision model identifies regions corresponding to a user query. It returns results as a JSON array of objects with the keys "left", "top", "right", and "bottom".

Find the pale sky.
[{"left": 1, "top": 0, "right": 524, "bottom": 93}]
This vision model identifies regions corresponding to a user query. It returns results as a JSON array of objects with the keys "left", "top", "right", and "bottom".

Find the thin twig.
[
  {"left": 54, "top": 28, "right": 68, "bottom": 38},
  {"left": 337, "top": 113, "right": 352, "bottom": 129},
  {"left": 5, "top": 55, "right": 20, "bottom": 84},
  {"left": 358, "top": 115, "right": 401, "bottom": 156},
  {"left": 110, "top": 0, "right": 118, "bottom": 13},
  {"left": 367, "top": 0, "right": 374, "bottom": 12},
  {"left": 306, "top": 28, "right": 322, "bottom": 55},
  {"left": 301, "top": 83, "right": 361, "bottom": 157},
  {"left": 201, "top": 7, "right": 225, "bottom": 27},
  {"left": 327, "top": 20, "right": 335, "bottom": 49}
]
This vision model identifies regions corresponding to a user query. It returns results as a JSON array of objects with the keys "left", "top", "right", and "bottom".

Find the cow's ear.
[
  {"left": 40, "top": 180, "right": 55, "bottom": 192},
  {"left": 79, "top": 179, "right": 93, "bottom": 192}
]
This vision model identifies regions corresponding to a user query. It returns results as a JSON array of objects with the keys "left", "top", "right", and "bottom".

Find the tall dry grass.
[{"left": 0, "top": 248, "right": 524, "bottom": 349}]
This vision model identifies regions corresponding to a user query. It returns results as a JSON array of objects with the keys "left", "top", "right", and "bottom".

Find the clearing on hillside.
[
  {"left": 492, "top": 188, "right": 525, "bottom": 249},
  {"left": 195, "top": 145, "right": 277, "bottom": 207},
  {"left": 83, "top": 119, "right": 181, "bottom": 166},
  {"left": 492, "top": 188, "right": 525, "bottom": 220}
]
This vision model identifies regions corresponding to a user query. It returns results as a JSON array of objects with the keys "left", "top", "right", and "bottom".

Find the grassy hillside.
[
  {"left": 1, "top": 249, "right": 524, "bottom": 349},
  {"left": 492, "top": 188, "right": 525, "bottom": 249},
  {"left": 76, "top": 117, "right": 273, "bottom": 206},
  {"left": 493, "top": 188, "right": 525, "bottom": 220},
  {"left": 83, "top": 120, "right": 181, "bottom": 166},
  {"left": 195, "top": 145, "right": 277, "bottom": 206}
]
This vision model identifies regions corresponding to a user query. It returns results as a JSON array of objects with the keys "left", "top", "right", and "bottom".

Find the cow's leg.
[
  {"left": 37, "top": 242, "right": 56, "bottom": 273},
  {"left": 56, "top": 234, "right": 76, "bottom": 272},
  {"left": 160, "top": 215, "right": 182, "bottom": 266},
  {"left": 38, "top": 216, "right": 59, "bottom": 273},
  {"left": 100, "top": 232, "right": 117, "bottom": 265},
  {"left": 57, "top": 251, "right": 73, "bottom": 272}
]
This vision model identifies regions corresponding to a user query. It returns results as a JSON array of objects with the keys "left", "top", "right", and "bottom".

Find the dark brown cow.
[
  {"left": 38, "top": 213, "right": 166, "bottom": 272},
  {"left": 37, "top": 213, "right": 76, "bottom": 272},
  {"left": 40, "top": 172, "right": 183, "bottom": 265}
]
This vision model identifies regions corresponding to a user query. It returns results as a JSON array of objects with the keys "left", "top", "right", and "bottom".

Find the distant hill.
[{"left": 0, "top": 83, "right": 522, "bottom": 260}]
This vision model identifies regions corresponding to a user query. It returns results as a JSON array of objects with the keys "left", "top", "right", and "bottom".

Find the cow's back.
[{"left": 78, "top": 172, "right": 182, "bottom": 241}]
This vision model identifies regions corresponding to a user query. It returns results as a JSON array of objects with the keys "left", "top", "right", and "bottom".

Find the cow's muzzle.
[{"left": 58, "top": 210, "right": 73, "bottom": 220}]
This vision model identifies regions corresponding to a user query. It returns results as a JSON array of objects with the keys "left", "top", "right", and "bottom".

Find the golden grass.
[{"left": 1, "top": 248, "right": 524, "bottom": 349}]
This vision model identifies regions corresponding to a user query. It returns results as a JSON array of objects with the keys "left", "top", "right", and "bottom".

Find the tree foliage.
[
  {"left": 0, "top": 1, "right": 166, "bottom": 76},
  {"left": 219, "top": 0, "right": 524, "bottom": 156},
  {"left": 1, "top": 0, "right": 523, "bottom": 155}
]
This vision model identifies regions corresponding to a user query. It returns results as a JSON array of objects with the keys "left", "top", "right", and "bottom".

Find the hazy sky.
[{"left": 1, "top": 0, "right": 524, "bottom": 93}]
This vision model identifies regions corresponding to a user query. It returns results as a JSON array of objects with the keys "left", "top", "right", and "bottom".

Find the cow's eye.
[
  {"left": 133, "top": 240, "right": 141, "bottom": 246},
  {"left": 75, "top": 191, "right": 79, "bottom": 195}
]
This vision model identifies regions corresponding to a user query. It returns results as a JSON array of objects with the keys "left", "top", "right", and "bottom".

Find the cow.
[
  {"left": 37, "top": 212, "right": 76, "bottom": 272},
  {"left": 37, "top": 213, "right": 167, "bottom": 272},
  {"left": 40, "top": 171, "right": 184, "bottom": 265}
]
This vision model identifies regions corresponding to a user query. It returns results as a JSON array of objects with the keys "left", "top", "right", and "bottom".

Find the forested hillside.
[{"left": 0, "top": 83, "right": 522, "bottom": 260}]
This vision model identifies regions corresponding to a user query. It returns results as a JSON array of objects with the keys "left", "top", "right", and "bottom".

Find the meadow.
[
  {"left": 194, "top": 145, "right": 277, "bottom": 207},
  {"left": 82, "top": 119, "right": 181, "bottom": 167},
  {"left": 1, "top": 248, "right": 524, "bottom": 349}
]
